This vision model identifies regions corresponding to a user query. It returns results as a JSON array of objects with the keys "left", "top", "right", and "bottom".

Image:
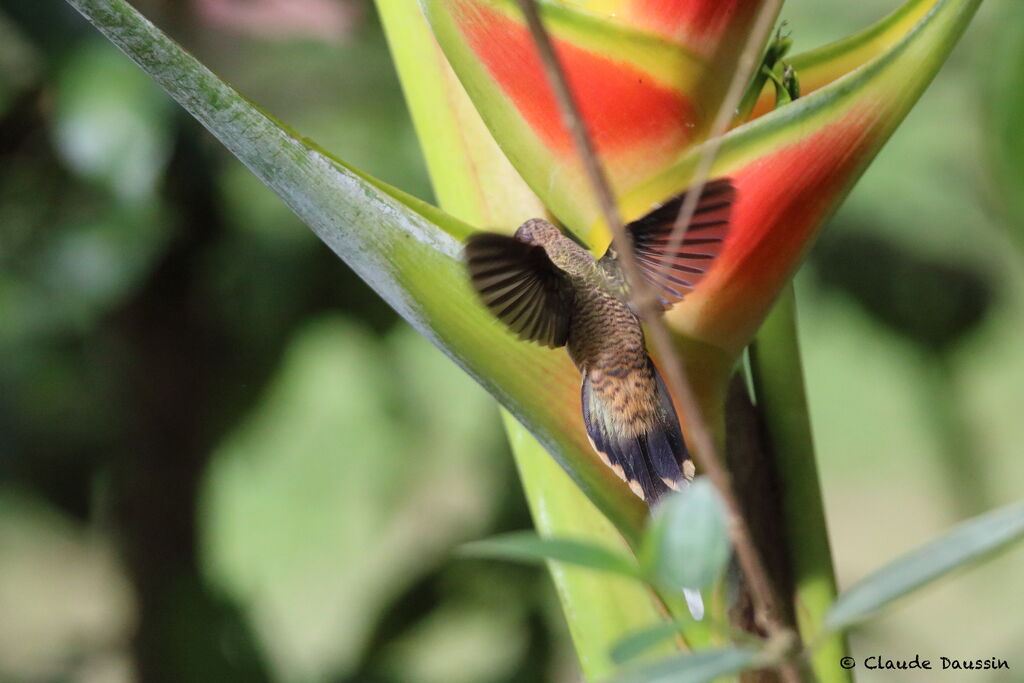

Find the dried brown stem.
[
  {"left": 656, "top": 0, "right": 784, "bottom": 300},
  {"left": 513, "top": 1, "right": 801, "bottom": 680}
]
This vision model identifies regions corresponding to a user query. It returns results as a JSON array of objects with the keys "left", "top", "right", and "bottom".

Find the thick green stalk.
[
  {"left": 749, "top": 286, "right": 850, "bottom": 683},
  {"left": 374, "top": 3, "right": 689, "bottom": 675}
]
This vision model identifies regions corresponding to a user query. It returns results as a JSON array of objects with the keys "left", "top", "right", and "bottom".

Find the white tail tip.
[{"left": 683, "top": 588, "right": 705, "bottom": 621}]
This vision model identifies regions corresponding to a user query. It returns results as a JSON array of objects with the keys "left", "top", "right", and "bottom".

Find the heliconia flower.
[
  {"left": 421, "top": 0, "right": 779, "bottom": 234},
  {"left": 65, "top": 0, "right": 985, "bottom": 670},
  {"left": 425, "top": 0, "right": 981, "bottom": 369},
  {"left": 537, "top": 0, "right": 765, "bottom": 59},
  {"left": 66, "top": 0, "right": 981, "bottom": 573},
  {"left": 628, "top": 0, "right": 981, "bottom": 357}
]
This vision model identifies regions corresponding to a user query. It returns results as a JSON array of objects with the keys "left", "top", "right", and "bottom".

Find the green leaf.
[
  {"left": 751, "top": 287, "right": 851, "bottom": 683},
  {"left": 376, "top": 0, "right": 695, "bottom": 670},
  {"left": 461, "top": 531, "right": 641, "bottom": 578},
  {"left": 610, "top": 621, "right": 690, "bottom": 666},
  {"left": 642, "top": 479, "right": 730, "bottom": 591},
  {"left": 64, "top": 0, "right": 650, "bottom": 554},
  {"left": 826, "top": 502, "right": 1024, "bottom": 631},
  {"left": 605, "top": 647, "right": 759, "bottom": 683}
]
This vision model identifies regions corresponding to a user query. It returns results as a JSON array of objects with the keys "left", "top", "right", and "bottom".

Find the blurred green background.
[{"left": 0, "top": 1, "right": 1022, "bottom": 681}]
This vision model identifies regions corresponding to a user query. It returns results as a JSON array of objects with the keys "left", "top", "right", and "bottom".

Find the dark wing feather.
[
  {"left": 602, "top": 177, "right": 736, "bottom": 308},
  {"left": 465, "top": 232, "right": 574, "bottom": 348}
]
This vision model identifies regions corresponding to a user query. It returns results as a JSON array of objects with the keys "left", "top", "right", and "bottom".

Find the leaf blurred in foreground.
[
  {"left": 641, "top": 478, "right": 731, "bottom": 592},
  {"left": 605, "top": 646, "right": 759, "bottom": 683},
  {"left": 826, "top": 501, "right": 1024, "bottom": 631},
  {"left": 610, "top": 621, "right": 696, "bottom": 666}
]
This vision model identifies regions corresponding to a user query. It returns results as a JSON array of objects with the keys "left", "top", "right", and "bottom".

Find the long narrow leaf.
[
  {"left": 610, "top": 621, "right": 702, "bottom": 666},
  {"left": 65, "top": 0, "right": 650, "bottom": 546},
  {"left": 751, "top": 287, "right": 850, "bottom": 682},
  {"left": 461, "top": 531, "right": 641, "bottom": 577},
  {"left": 826, "top": 502, "right": 1024, "bottom": 631},
  {"left": 377, "top": 2, "right": 690, "bottom": 672},
  {"left": 605, "top": 647, "right": 760, "bottom": 683}
]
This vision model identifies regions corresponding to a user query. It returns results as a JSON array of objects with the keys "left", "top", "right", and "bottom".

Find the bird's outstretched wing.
[
  {"left": 600, "top": 178, "right": 735, "bottom": 308},
  {"left": 465, "top": 232, "right": 575, "bottom": 348}
]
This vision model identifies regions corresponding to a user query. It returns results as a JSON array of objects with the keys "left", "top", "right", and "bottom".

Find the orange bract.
[{"left": 458, "top": 3, "right": 698, "bottom": 158}]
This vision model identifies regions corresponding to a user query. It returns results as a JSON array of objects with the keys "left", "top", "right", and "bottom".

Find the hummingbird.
[{"left": 465, "top": 179, "right": 736, "bottom": 505}]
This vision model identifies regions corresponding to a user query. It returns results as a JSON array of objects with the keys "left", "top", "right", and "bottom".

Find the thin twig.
[
  {"left": 511, "top": 0, "right": 648, "bottom": 302},
  {"left": 513, "top": 1, "right": 801, "bottom": 680},
  {"left": 656, "top": 1, "right": 784, "bottom": 300}
]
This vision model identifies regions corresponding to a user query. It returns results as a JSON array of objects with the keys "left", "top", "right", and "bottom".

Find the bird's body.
[{"left": 465, "top": 180, "right": 735, "bottom": 504}]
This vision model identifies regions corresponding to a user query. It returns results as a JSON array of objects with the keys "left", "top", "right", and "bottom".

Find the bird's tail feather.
[{"left": 581, "top": 362, "right": 693, "bottom": 505}]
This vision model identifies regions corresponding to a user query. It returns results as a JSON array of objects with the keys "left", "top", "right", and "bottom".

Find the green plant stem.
[
  {"left": 374, "top": 2, "right": 692, "bottom": 674},
  {"left": 749, "top": 285, "right": 850, "bottom": 683},
  {"left": 512, "top": 11, "right": 801, "bottom": 679},
  {"left": 505, "top": 414, "right": 702, "bottom": 675}
]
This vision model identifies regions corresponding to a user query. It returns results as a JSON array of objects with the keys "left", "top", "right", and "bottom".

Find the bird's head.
[{"left": 514, "top": 218, "right": 562, "bottom": 248}]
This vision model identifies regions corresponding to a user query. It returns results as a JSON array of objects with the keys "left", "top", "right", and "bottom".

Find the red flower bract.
[
  {"left": 631, "top": 0, "right": 758, "bottom": 50},
  {"left": 459, "top": 3, "right": 698, "bottom": 158},
  {"left": 680, "top": 114, "right": 875, "bottom": 353}
]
